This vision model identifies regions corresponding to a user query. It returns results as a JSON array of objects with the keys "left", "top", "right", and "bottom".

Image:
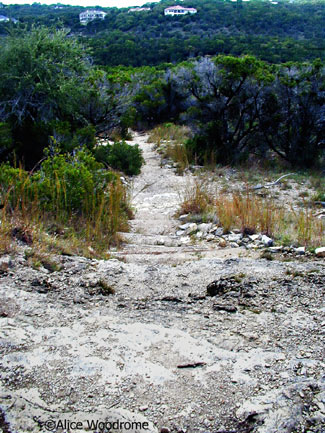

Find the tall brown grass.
[
  {"left": 0, "top": 166, "right": 130, "bottom": 258},
  {"left": 148, "top": 123, "right": 192, "bottom": 174},
  {"left": 180, "top": 181, "right": 325, "bottom": 247}
]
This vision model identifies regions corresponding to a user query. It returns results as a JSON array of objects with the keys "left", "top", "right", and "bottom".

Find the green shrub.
[
  {"left": 0, "top": 149, "right": 130, "bottom": 250},
  {"left": 95, "top": 141, "right": 144, "bottom": 176}
]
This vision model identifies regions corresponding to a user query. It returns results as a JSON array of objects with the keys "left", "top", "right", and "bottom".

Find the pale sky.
[{"left": 1, "top": 0, "right": 159, "bottom": 7}]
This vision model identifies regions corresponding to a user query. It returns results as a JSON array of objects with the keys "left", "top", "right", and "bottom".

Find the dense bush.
[
  {"left": 163, "top": 56, "right": 325, "bottom": 168},
  {"left": 0, "top": 150, "right": 114, "bottom": 216},
  {"left": 95, "top": 141, "right": 144, "bottom": 175},
  {"left": 0, "top": 27, "right": 98, "bottom": 167},
  {"left": 0, "top": 149, "right": 130, "bottom": 250}
]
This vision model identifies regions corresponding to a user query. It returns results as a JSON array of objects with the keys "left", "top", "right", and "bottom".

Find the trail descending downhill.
[
  {"left": 0, "top": 133, "right": 324, "bottom": 433},
  {"left": 115, "top": 132, "right": 247, "bottom": 264}
]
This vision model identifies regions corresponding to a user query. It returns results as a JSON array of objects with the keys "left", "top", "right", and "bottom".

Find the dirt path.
[
  {"left": 115, "top": 132, "right": 251, "bottom": 264},
  {"left": 0, "top": 133, "right": 324, "bottom": 433}
]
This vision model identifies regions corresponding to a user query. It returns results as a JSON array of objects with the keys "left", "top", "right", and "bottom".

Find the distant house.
[
  {"left": 79, "top": 9, "right": 107, "bottom": 25},
  {"left": 164, "top": 5, "right": 197, "bottom": 16},
  {"left": 128, "top": 7, "right": 151, "bottom": 13},
  {"left": 0, "top": 15, "right": 10, "bottom": 22}
]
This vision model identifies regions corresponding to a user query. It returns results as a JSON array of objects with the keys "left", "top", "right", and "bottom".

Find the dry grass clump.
[
  {"left": 215, "top": 191, "right": 282, "bottom": 236},
  {"left": 148, "top": 123, "right": 190, "bottom": 146},
  {"left": 179, "top": 179, "right": 215, "bottom": 216},
  {"left": 148, "top": 123, "right": 192, "bottom": 174},
  {"left": 179, "top": 180, "right": 325, "bottom": 247},
  {"left": 0, "top": 153, "right": 132, "bottom": 259}
]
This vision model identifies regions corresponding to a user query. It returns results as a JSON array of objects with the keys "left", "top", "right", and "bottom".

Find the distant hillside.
[{"left": 0, "top": 0, "right": 324, "bottom": 65}]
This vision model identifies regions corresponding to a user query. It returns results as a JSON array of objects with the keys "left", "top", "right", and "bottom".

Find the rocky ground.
[{"left": 0, "top": 133, "right": 324, "bottom": 433}]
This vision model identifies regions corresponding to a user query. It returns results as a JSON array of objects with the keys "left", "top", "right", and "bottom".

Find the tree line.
[
  {"left": 0, "top": 27, "right": 324, "bottom": 171},
  {"left": 0, "top": 0, "right": 324, "bottom": 66}
]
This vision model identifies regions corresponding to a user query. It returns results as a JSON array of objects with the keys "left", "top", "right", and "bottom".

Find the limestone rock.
[
  {"left": 315, "top": 247, "right": 325, "bottom": 257},
  {"left": 261, "top": 235, "right": 273, "bottom": 247}
]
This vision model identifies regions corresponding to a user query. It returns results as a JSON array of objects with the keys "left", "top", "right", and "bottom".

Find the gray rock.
[
  {"left": 228, "top": 233, "right": 242, "bottom": 243},
  {"left": 183, "top": 223, "right": 198, "bottom": 235},
  {"left": 211, "top": 226, "right": 224, "bottom": 237},
  {"left": 197, "top": 223, "right": 213, "bottom": 234},
  {"left": 261, "top": 235, "right": 273, "bottom": 247}
]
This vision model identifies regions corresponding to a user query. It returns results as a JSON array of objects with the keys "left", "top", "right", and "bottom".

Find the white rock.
[
  {"left": 206, "top": 234, "right": 215, "bottom": 242},
  {"left": 179, "top": 214, "right": 189, "bottom": 221},
  {"left": 176, "top": 230, "right": 185, "bottom": 237},
  {"left": 179, "top": 223, "right": 190, "bottom": 230},
  {"left": 228, "top": 233, "right": 242, "bottom": 243},
  {"left": 196, "top": 231, "right": 203, "bottom": 239},
  {"left": 180, "top": 236, "right": 191, "bottom": 245},
  {"left": 261, "top": 235, "right": 273, "bottom": 247},
  {"left": 295, "top": 246, "right": 305, "bottom": 255},
  {"left": 197, "top": 223, "right": 212, "bottom": 233},
  {"left": 315, "top": 247, "right": 325, "bottom": 257},
  {"left": 249, "top": 234, "right": 260, "bottom": 241},
  {"left": 184, "top": 223, "right": 198, "bottom": 235},
  {"left": 212, "top": 227, "right": 224, "bottom": 237},
  {"left": 269, "top": 246, "right": 283, "bottom": 253}
]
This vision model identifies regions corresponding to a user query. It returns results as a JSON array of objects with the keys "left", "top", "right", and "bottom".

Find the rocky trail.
[{"left": 0, "top": 133, "right": 324, "bottom": 433}]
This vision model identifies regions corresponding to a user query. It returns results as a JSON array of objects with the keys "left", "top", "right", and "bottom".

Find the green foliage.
[
  {"left": 0, "top": 26, "right": 96, "bottom": 167},
  {"left": 0, "top": 123, "right": 12, "bottom": 157},
  {"left": 0, "top": 150, "right": 114, "bottom": 216},
  {"left": 0, "top": 149, "right": 130, "bottom": 252},
  {"left": 1, "top": 1, "right": 324, "bottom": 67},
  {"left": 95, "top": 141, "right": 144, "bottom": 176}
]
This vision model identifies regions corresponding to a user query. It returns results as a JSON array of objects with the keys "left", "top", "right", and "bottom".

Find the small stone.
[
  {"left": 88, "top": 246, "right": 95, "bottom": 255},
  {"left": 212, "top": 227, "right": 224, "bottom": 236},
  {"left": 249, "top": 234, "right": 260, "bottom": 241},
  {"left": 295, "top": 246, "right": 305, "bottom": 255},
  {"left": 230, "top": 242, "right": 239, "bottom": 248},
  {"left": 218, "top": 239, "right": 227, "bottom": 248},
  {"left": 269, "top": 246, "right": 283, "bottom": 253},
  {"left": 195, "top": 231, "right": 203, "bottom": 239},
  {"left": 180, "top": 236, "right": 191, "bottom": 245},
  {"left": 197, "top": 223, "right": 212, "bottom": 233},
  {"left": 179, "top": 214, "right": 189, "bottom": 220},
  {"left": 176, "top": 230, "right": 185, "bottom": 236},
  {"left": 179, "top": 223, "right": 190, "bottom": 230},
  {"left": 315, "top": 247, "right": 325, "bottom": 257},
  {"left": 160, "top": 428, "right": 170, "bottom": 433},
  {"left": 184, "top": 223, "right": 198, "bottom": 235},
  {"left": 206, "top": 234, "right": 215, "bottom": 242},
  {"left": 139, "top": 405, "right": 148, "bottom": 412},
  {"left": 213, "top": 303, "right": 237, "bottom": 313},
  {"left": 203, "top": 419, "right": 210, "bottom": 427},
  {"left": 261, "top": 235, "right": 273, "bottom": 246},
  {"left": 228, "top": 233, "right": 242, "bottom": 242}
]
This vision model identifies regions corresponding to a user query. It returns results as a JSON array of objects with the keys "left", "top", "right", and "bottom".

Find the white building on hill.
[
  {"left": 164, "top": 5, "right": 197, "bottom": 16},
  {"left": 79, "top": 9, "right": 107, "bottom": 25}
]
